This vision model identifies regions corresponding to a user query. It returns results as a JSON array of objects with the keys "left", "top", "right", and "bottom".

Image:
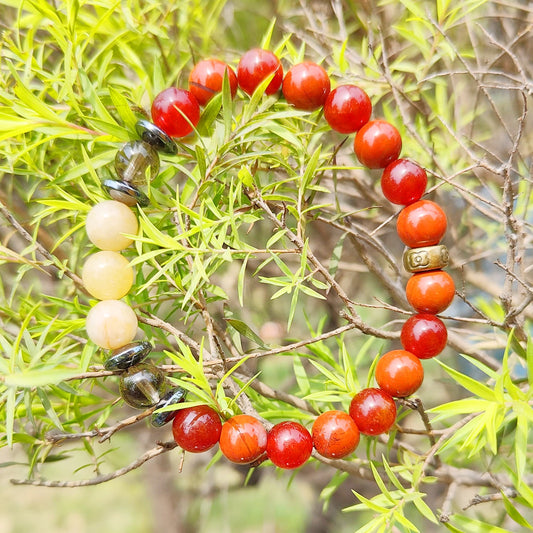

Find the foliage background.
[{"left": 0, "top": 0, "right": 532, "bottom": 532}]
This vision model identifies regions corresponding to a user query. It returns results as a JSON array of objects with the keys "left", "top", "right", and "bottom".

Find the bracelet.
[{"left": 80, "top": 48, "right": 454, "bottom": 470}]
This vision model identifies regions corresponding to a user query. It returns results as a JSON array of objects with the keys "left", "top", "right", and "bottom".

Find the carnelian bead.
[
  {"left": 312, "top": 410, "right": 360, "bottom": 459},
  {"left": 266, "top": 421, "right": 313, "bottom": 469},
  {"left": 375, "top": 350, "right": 424, "bottom": 398},
  {"left": 401, "top": 314, "right": 448, "bottom": 359},
  {"left": 381, "top": 159, "right": 427, "bottom": 205},
  {"left": 188, "top": 59, "right": 238, "bottom": 106},
  {"left": 349, "top": 388, "right": 397, "bottom": 436},
  {"left": 82, "top": 251, "right": 134, "bottom": 300},
  {"left": 282, "top": 62, "right": 331, "bottom": 111},
  {"left": 354, "top": 120, "right": 402, "bottom": 169},
  {"left": 237, "top": 48, "right": 283, "bottom": 96},
  {"left": 172, "top": 405, "right": 222, "bottom": 453},
  {"left": 324, "top": 84, "right": 372, "bottom": 134},
  {"left": 219, "top": 414, "right": 267, "bottom": 464},
  {"left": 85, "top": 300, "right": 138, "bottom": 350},
  {"left": 406, "top": 270, "right": 455, "bottom": 314},
  {"left": 151, "top": 87, "right": 200, "bottom": 138},
  {"left": 86, "top": 200, "right": 138, "bottom": 251},
  {"left": 396, "top": 200, "right": 447, "bottom": 248}
]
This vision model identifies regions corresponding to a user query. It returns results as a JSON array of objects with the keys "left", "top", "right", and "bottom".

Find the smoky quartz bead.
[
  {"left": 119, "top": 362, "right": 166, "bottom": 409},
  {"left": 150, "top": 386, "right": 188, "bottom": 427},
  {"left": 114, "top": 141, "right": 160, "bottom": 187},
  {"left": 104, "top": 341, "right": 153, "bottom": 371}
]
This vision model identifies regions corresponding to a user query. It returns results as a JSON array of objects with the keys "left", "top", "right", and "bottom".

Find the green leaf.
[
  {"left": 225, "top": 318, "right": 268, "bottom": 349},
  {"left": 436, "top": 359, "right": 496, "bottom": 401},
  {"left": 4, "top": 369, "right": 82, "bottom": 388},
  {"left": 502, "top": 494, "right": 533, "bottom": 529}
]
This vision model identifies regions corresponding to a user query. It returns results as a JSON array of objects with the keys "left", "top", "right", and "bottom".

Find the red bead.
[
  {"left": 396, "top": 200, "right": 447, "bottom": 248},
  {"left": 282, "top": 62, "right": 331, "bottom": 111},
  {"left": 349, "top": 388, "right": 397, "bottom": 436},
  {"left": 266, "top": 421, "right": 313, "bottom": 469},
  {"left": 219, "top": 414, "right": 267, "bottom": 464},
  {"left": 323, "top": 84, "right": 372, "bottom": 133},
  {"left": 237, "top": 48, "right": 283, "bottom": 96},
  {"left": 172, "top": 405, "right": 222, "bottom": 453},
  {"left": 151, "top": 87, "right": 200, "bottom": 138},
  {"left": 406, "top": 270, "right": 455, "bottom": 314},
  {"left": 354, "top": 119, "right": 402, "bottom": 169},
  {"left": 312, "top": 410, "right": 360, "bottom": 459},
  {"left": 401, "top": 313, "right": 448, "bottom": 359},
  {"left": 188, "top": 59, "right": 238, "bottom": 106},
  {"left": 375, "top": 350, "right": 424, "bottom": 398},
  {"left": 381, "top": 159, "right": 427, "bottom": 205}
]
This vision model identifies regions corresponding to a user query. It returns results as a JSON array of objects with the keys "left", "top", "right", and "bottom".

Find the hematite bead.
[
  {"left": 403, "top": 244, "right": 449, "bottom": 273},
  {"left": 103, "top": 179, "right": 150, "bottom": 207},
  {"left": 135, "top": 119, "right": 177, "bottom": 155},
  {"left": 104, "top": 341, "right": 153, "bottom": 371},
  {"left": 119, "top": 362, "right": 166, "bottom": 408},
  {"left": 150, "top": 386, "right": 188, "bottom": 427},
  {"left": 115, "top": 141, "right": 160, "bottom": 186}
]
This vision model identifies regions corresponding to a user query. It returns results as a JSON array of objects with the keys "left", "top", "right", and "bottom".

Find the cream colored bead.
[
  {"left": 86, "top": 200, "right": 138, "bottom": 251},
  {"left": 86, "top": 300, "right": 138, "bottom": 350},
  {"left": 82, "top": 251, "right": 134, "bottom": 300}
]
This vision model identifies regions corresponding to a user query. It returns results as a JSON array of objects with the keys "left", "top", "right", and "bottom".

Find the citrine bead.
[
  {"left": 114, "top": 141, "right": 160, "bottom": 186},
  {"left": 82, "top": 251, "right": 134, "bottom": 300},
  {"left": 86, "top": 300, "right": 138, "bottom": 350}
]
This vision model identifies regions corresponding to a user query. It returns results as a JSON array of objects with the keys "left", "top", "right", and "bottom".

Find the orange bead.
[
  {"left": 219, "top": 414, "right": 267, "bottom": 464},
  {"left": 406, "top": 270, "right": 455, "bottom": 314},
  {"left": 375, "top": 350, "right": 424, "bottom": 397},
  {"left": 396, "top": 200, "right": 447, "bottom": 248}
]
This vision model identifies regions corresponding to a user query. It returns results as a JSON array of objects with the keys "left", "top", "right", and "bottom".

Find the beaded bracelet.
[{"left": 80, "top": 47, "right": 454, "bottom": 470}]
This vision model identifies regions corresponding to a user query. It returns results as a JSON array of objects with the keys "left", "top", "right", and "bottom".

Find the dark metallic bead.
[
  {"left": 150, "top": 386, "right": 188, "bottom": 427},
  {"left": 104, "top": 341, "right": 153, "bottom": 371},
  {"left": 103, "top": 179, "right": 150, "bottom": 207},
  {"left": 135, "top": 119, "right": 177, "bottom": 155},
  {"left": 114, "top": 141, "right": 160, "bottom": 186},
  {"left": 119, "top": 362, "right": 166, "bottom": 409}
]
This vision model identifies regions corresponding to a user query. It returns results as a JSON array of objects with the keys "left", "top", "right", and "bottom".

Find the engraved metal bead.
[
  {"left": 114, "top": 141, "right": 160, "bottom": 186},
  {"left": 150, "top": 386, "right": 188, "bottom": 427},
  {"left": 104, "top": 341, "right": 153, "bottom": 371},
  {"left": 103, "top": 179, "right": 150, "bottom": 207},
  {"left": 119, "top": 362, "right": 166, "bottom": 409},
  {"left": 403, "top": 244, "right": 449, "bottom": 273},
  {"left": 135, "top": 119, "right": 177, "bottom": 154}
]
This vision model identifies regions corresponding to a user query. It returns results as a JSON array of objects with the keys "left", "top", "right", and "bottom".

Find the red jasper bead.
[
  {"left": 323, "top": 84, "right": 372, "bottom": 133},
  {"left": 172, "top": 405, "right": 222, "bottom": 453},
  {"left": 375, "top": 350, "right": 424, "bottom": 398},
  {"left": 349, "top": 388, "right": 397, "bottom": 436},
  {"left": 406, "top": 270, "right": 455, "bottom": 314},
  {"left": 151, "top": 87, "right": 200, "bottom": 138},
  {"left": 237, "top": 48, "right": 283, "bottom": 96},
  {"left": 219, "top": 414, "right": 267, "bottom": 464},
  {"left": 354, "top": 119, "right": 402, "bottom": 169},
  {"left": 381, "top": 159, "right": 428, "bottom": 205},
  {"left": 188, "top": 59, "right": 238, "bottom": 106},
  {"left": 282, "top": 62, "right": 331, "bottom": 111},
  {"left": 266, "top": 421, "right": 313, "bottom": 469},
  {"left": 396, "top": 200, "right": 447, "bottom": 248},
  {"left": 401, "top": 313, "right": 448, "bottom": 359},
  {"left": 312, "top": 410, "right": 360, "bottom": 459}
]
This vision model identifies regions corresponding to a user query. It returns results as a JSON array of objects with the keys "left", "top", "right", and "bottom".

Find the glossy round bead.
[
  {"left": 324, "top": 84, "right": 372, "bottom": 133},
  {"left": 354, "top": 119, "right": 402, "bottom": 169},
  {"left": 189, "top": 59, "right": 238, "bottom": 106},
  {"left": 396, "top": 200, "right": 447, "bottom": 248},
  {"left": 172, "top": 405, "right": 222, "bottom": 451},
  {"left": 119, "top": 362, "right": 166, "bottom": 409},
  {"left": 151, "top": 87, "right": 201, "bottom": 138},
  {"left": 82, "top": 251, "right": 134, "bottom": 300},
  {"left": 151, "top": 387, "right": 188, "bottom": 427},
  {"left": 282, "top": 62, "right": 331, "bottom": 111},
  {"left": 312, "top": 410, "right": 360, "bottom": 459},
  {"left": 114, "top": 141, "right": 160, "bottom": 187},
  {"left": 349, "top": 388, "right": 397, "bottom": 436},
  {"left": 406, "top": 270, "right": 455, "bottom": 314},
  {"left": 375, "top": 350, "right": 424, "bottom": 398},
  {"left": 237, "top": 48, "right": 283, "bottom": 96},
  {"left": 219, "top": 414, "right": 267, "bottom": 464},
  {"left": 86, "top": 300, "right": 138, "bottom": 350},
  {"left": 85, "top": 200, "right": 138, "bottom": 251},
  {"left": 104, "top": 340, "right": 153, "bottom": 371},
  {"left": 103, "top": 179, "right": 149, "bottom": 207},
  {"left": 401, "top": 314, "right": 448, "bottom": 359},
  {"left": 266, "top": 421, "right": 313, "bottom": 469},
  {"left": 381, "top": 159, "right": 427, "bottom": 205},
  {"left": 135, "top": 119, "right": 177, "bottom": 155}
]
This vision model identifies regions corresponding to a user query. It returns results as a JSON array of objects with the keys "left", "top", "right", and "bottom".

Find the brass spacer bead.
[{"left": 403, "top": 244, "right": 449, "bottom": 273}]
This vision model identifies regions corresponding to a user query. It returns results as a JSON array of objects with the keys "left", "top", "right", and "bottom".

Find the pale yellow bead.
[
  {"left": 86, "top": 300, "right": 138, "bottom": 350},
  {"left": 82, "top": 251, "right": 134, "bottom": 300},
  {"left": 86, "top": 200, "right": 138, "bottom": 251}
]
